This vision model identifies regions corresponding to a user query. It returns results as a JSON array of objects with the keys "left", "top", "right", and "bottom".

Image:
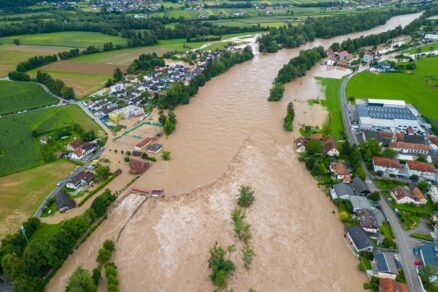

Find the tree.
[
  {"left": 161, "top": 151, "right": 171, "bottom": 161},
  {"left": 95, "top": 164, "right": 111, "bottom": 181},
  {"left": 66, "top": 267, "right": 97, "bottom": 292},
  {"left": 417, "top": 155, "right": 428, "bottom": 163},
  {"left": 381, "top": 148, "right": 397, "bottom": 159},
  {"left": 370, "top": 191, "right": 380, "bottom": 202},
  {"left": 13, "top": 39, "right": 20, "bottom": 45},
  {"left": 97, "top": 248, "right": 111, "bottom": 266},
  {"left": 237, "top": 185, "right": 255, "bottom": 208},
  {"left": 103, "top": 240, "right": 115, "bottom": 252},
  {"left": 306, "top": 140, "right": 323, "bottom": 155},
  {"left": 113, "top": 68, "right": 123, "bottom": 82},
  {"left": 283, "top": 102, "right": 295, "bottom": 131},
  {"left": 242, "top": 244, "right": 254, "bottom": 269},
  {"left": 124, "top": 156, "right": 130, "bottom": 162},
  {"left": 209, "top": 242, "right": 236, "bottom": 289}
]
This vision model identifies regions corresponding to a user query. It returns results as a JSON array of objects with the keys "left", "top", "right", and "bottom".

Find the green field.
[
  {"left": 0, "top": 31, "right": 128, "bottom": 48},
  {"left": 0, "top": 105, "right": 103, "bottom": 176},
  {"left": 403, "top": 41, "right": 438, "bottom": 54},
  {"left": 0, "top": 160, "right": 74, "bottom": 239},
  {"left": 317, "top": 77, "right": 344, "bottom": 138},
  {"left": 0, "top": 80, "right": 58, "bottom": 115},
  {"left": 347, "top": 57, "right": 438, "bottom": 129}
]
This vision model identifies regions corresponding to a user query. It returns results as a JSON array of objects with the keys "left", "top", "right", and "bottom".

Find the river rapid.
[{"left": 46, "top": 12, "right": 421, "bottom": 292}]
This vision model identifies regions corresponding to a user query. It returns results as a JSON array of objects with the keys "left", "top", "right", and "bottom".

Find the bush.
[
  {"left": 237, "top": 185, "right": 255, "bottom": 208},
  {"left": 161, "top": 151, "right": 171, "bottom": 161}
]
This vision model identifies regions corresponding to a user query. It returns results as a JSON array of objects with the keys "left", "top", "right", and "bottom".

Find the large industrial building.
[{"left": 355, "top": 99, "right": 424, "bottom": 133}]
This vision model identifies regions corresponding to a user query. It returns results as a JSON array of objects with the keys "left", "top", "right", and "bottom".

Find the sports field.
[
  {"left": 0, "top": 104, "right": 103, "bottom": 176},
  {"left": 0, "top": 31, "right": 128, "bottom": 48},
  {"left": 0, "top": 160, "right": 74, "bottom": 239},
  {"left": 0, "top": 80, "right": 58, "bottom": 115},
  {"left": 0, "top": 44, "right": 69, "bottom": 76},
  {"left": 317, "top": 77, "right": 344, "bottom": 138},
  {"left": 346, "top": 56, "right": 438, "bottom": 129}
]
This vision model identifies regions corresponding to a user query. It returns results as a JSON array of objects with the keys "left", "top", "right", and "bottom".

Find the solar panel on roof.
[{"left": 374, "top": 253, "right": 389, "bottom": 272}]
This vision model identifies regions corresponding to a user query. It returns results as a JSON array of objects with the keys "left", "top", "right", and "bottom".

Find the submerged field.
[
  {"left": 0, "top": 44, "right": 69, "bottom": 77},
  {"left": 0, "top": 80, "right": 58, "bottom": 115},
  {"left": 0, "top": 159, "right": 75, "bottom": 239},
  {"left": 0, "top": 105, "right": 103, "bottom": 176},
  {"left": 0, "top": 31, "right": 128, "bottom": 48},
  {"left": 347, "top": 56, "right": 438, "bottom": 129}
]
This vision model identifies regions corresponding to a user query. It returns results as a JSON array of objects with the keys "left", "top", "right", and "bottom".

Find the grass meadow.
[
  {"left": 347, "top": 56, "right": 438, "bottom": 129},
  {"left": 0, "top": 104, "right": 103, "bottom": 177},
  {"left": 0, "top": 160, "right": 74, "bottom": 239},
  {"left": 317, "top": 77, "right": 344, "bottom": 138},
  {"left": 0, "top": 80, "right": 58, "bottom": 115},
  {"left": 0, "top": 31, "right": 128, "bottom": 48}
]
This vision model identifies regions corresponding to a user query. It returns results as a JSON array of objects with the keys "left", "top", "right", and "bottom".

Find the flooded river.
[{"left": 46, "top": 12, "right": 421, "bottom": 292}]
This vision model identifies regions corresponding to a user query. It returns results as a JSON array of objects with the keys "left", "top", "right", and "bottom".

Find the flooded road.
[{"left": 46, "top": 12, "right": 421, "bottom": 292}]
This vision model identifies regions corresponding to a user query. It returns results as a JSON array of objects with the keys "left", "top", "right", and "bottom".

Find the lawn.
[
  {"left": 0, "top": 160, "right": 74, "bottom": 239},
  {"left": 0, "top": 31, "right": 128, "bottom": 48},
  {"left": 403, "top": 41, "right": 438, "bottom": 54},
  {"left": 317, "top": 77, "right": 344, "bottom": 138},
  {"left": 346, "top": 57, "right": 438, "bottom": 129},
  {"left": 0, "top": 44, "right": 69, "bottom": 77},
  {"left": 29, "top": 223, "right": 61, "bottom": 244},
  {"left": 0, "top": 104, "right": 103, "bottom": 176},
  {"left": 375, "top": 179, "right": 407, "bottom": 191},
  {"left": 0, "top": 80, "right": 58, "bottom": 115}
]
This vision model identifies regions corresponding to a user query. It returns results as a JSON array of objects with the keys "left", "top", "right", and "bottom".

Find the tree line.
[
  {"left": 257, "top": 8, "right": 419, "bottom": 53},
  {"left": 127, "top": 53, "right": 166, "bottom": 74},
  {"left": 268, "top": 46, "right": 326, "bottom": 101},
  {"left": 0, "top": 190, "right": 116, "bottom": 292},
  {"left": 156, "top": 46, "right": 254, "bottom": 109}
]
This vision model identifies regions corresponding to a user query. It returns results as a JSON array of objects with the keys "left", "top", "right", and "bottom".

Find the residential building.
[
  {"left": 66, "top": 171, "right": 94, "bottom": 190},
  {"left": 389, "top": 141, "right": 429, "bottom": 155},
  {"left": 362, "top": 130, "right": 392, "bottom": 147},
  {"left": 67, "top": 139, "right": 82, "bottom": 152},
  {"left": 56, "top": 190, "right": 76, "bottom": 213},
  {"left": 329, "top": 162, "right": 351, "bottom": 183},
  {"left": 373, "top": 157, "right": 402, "bottom": 177},
  {"left": 346, "top": 226, "right": 374, "bottom": 255},
  {"left": 323, "top": 135, "right": 339, "bottom": 156},
  {"left": 135, "top": 137, "right": 154, "bottom": 151},
  {"left": 430, "top": 185, "right": 438, "bottom": 203},
  {"left": 379, "top": 278, "right": 408, "bottom": 292},
  {"left": 357, "top": 209, "right": 379, "bottom": 233},
  {"left": 352, "top": 177, "right": 371, "bottom": 196},
  {"left": 390, "top": 186, "right": 427, "bottom": 205},
  {"left": 349, "top": 196, "right": 373, "bottom": 212},
  {"left": 128, "top": 159, "right": 151, "bottom": 175},
  {"left": 330, "top": 183, "right": 355, "bottom": 200},
  {"left": 372, "top": 253, "right": 399, "bottom": 279},
  {"left": 406, "top": 161, "right": 437, "bottom": 181}
]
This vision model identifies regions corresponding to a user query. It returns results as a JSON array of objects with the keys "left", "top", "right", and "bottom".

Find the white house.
[
  {"left": 110, "top": 83, "right": 125, "bottom": 94},
  {"left": 372, "top": 157, "right": 402, "bottom": 177},
  {"left": 391, "top": 186, "right": 427, "bottom": 205},
  {"left": 66, "top": 171, "right": 94, "bottom": 190},
  {"left": 406, "top": 161, "right": 437, "bottom": 181},
  {"left": 323, "top": 136, "right": 339, "bottom": 157},
  {"left": 329, "top": 162, "right": 351, "bottom": 183}
]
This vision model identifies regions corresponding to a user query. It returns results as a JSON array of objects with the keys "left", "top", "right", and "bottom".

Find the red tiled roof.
[
  {"left": 379, "top": 278, "right": 408, "bottom": 292},
  {"left": 338, "top": 50, "right": 350, "bottom": 58},
  {"left": 309, "top": 133, "right": 322, "bottom": 140},
  {"left": 392, "top": 186, "right": 410, "bottom": 201},
  {"left": 389, "top": 142, "right": 429, "bottom": 152},
  {"left": 330, "top": 162, "right": 349, "bottom": 176},
  {"left": 411, "top": 187, "right": 425, "bottom": 201},
  {"left": 135, "top": 137, "right": 154, "bottom": 149},
  {"left": 323, "top": 135, "right": 337, "bottom": 153},
  {"left": 407, "top": 161, "right": 436, "bottom": 173},
  {"left": 69, "top": 139, "right": 82, "bottom": 149},
  {"left": 373, "top": 157, "right": 401, "bottom": 169},
  {"left": 380, "top": 132, "right": 393, "bottom": 138}
]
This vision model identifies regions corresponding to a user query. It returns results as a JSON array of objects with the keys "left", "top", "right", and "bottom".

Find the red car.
[{"left": 415, "top": 260, "right": 422, "bottom": 266}]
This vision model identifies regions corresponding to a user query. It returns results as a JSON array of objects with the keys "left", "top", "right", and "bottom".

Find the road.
[
  {"left": 340, "top": 71, "right": 422, "bottom": 292},
  {"left": 33, "top": 149, "right": 104, "bottom": 218}
]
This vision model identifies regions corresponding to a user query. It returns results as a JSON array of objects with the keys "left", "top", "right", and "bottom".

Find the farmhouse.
[
  {"left": 67, "top": 171, "right": 94, "bottom": 190},
  {"left": 372, "top": 157, "right": 402, "bottom": 177},
  {"left": 323, "top": 135, "right": 339, "bottom": 156},
  {"left": 329, "top": 162, "right": 351, "bottom": 183},
  {"left": 346, "top": 226, "right": 374, "bottom": 256},
  {"left": 406, "top": 161, "right": 436, "bottom": 181}
]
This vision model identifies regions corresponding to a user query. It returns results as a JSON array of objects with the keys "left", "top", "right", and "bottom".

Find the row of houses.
[{"left": 373, "top": 157, "right": 437, "bottom": 181}]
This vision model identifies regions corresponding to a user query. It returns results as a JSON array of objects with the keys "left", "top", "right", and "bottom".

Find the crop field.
[
  {"left": 0, "top": 44, "right": 69, "bottom": 77},
  {"left": 0, "top": 80, "right": 58, "bottom": 115},
  {"left": 0, "top": 160, "right": 74, "bottom": 239},
  {"left": 0, "top": 31, "right": 128, "bottom": 48},
  {"left": 317, "top": 77, "right": 344, "bottom": 138},
  {"left": 39, "top": 60, "right": 128, "bottom": 75},
  {"left": 346, "top": 57, "right": 438, "bottom": 129},
  {"left": 0, "top": 105, "right": 103, "bottom": 177}
]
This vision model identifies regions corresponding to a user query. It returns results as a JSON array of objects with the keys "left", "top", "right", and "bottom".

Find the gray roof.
[
  {"left": 333, "top": 183, "right": 355, "bottom": 198},
  {"left": 347, "top": 226, "right": 373, "bottom": 250},
  {"left": 403, "top": 134, "right": 426, "bottom": 144},
  {"left": 352, "top": 177, "right": 370, "bottom": 194},
  {"left": 56, "top": 190, "right": 76, "bottom": 210},
  {"left": 362, "top": 130, "right": 392, "bottom": 147},
  {"left": 373, "top": 252, "right": 399, "bottom": 275},
  {"left": 357, "top": 209, "right": 378, "bottom": 230},
  {"left": 349, "top": 195, "right": 373, "bottom": 211}
]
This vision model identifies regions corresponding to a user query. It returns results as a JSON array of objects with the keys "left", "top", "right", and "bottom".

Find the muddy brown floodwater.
[{"left": 46, "top": 12, "right": 421, "bottom": 292}]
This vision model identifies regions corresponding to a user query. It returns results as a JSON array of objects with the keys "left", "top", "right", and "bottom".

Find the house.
[
  {"left": 352, "top": 177, "right": 370, "bottom": 196},
  {"left": 346, "top": 226, "right": 374, "bottom": 255},
  {"left": 429, "top": 185, "right": 438, "bottom": 203},
  {"left": 326, "top": 57, "right": 337, "bottom": 66},
  {"left": 128, "top": 159, "right": 151, "bottom": 175},
  {"left": 357, "top": 209, "right": 379, "bottom": 233},
  {"left": 379, "top": 278, "right": 408, "bottom": 292},
  {"left": 66, "top": 171, "right": 94, "bottom": 190},
  {"left": 71, "top": 148, "right": 86, "bottom": 160},
  {"left": 329, "top": 162, "right": 351, "bottom": 183},
  {"left": 323, "top": 136, "right": 339, "bottom": 156},
  {"left": 406, "top": 160, "right": 436, "bottom": 181},
  {"left": 294, "top": 137, "right": 306, "bottom": 153},
  {"left": 147, "top": 143, "right": 162, "bottom": 154},
  {"left": 67, "top": 139, "right": 82, "bottom": 152},
  {"left": 135, "top": 137, "right": 154, "bottom": 151},
  {"left": 349, "top": 196, "right": 373, "bottom": 212},
  {"left": 389, "top": 141, "right": 429, "bottom": 155},
  {"left": 390, "top": 186, "right": 426, "bottom": 205},
  {"left": 372, "top": 157, "right": 402, "bottom": 177},
  {"left": 330, "top": 183, "right": 355, "bottom": 200},
  {"left": 56, "top": 190, "right": 76, "bottom": 213},
  {"left": 372, "top": 253, "right": 399, "bottom": 279},
  {"left": 362, "top": 130, "right": 392, "bottom": 147},
  {"left": 335, "top": 50, "right": 350, "bottom": 61},
  {"left": 81, "top": 142, "right": 96, "bottom": 155}
]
